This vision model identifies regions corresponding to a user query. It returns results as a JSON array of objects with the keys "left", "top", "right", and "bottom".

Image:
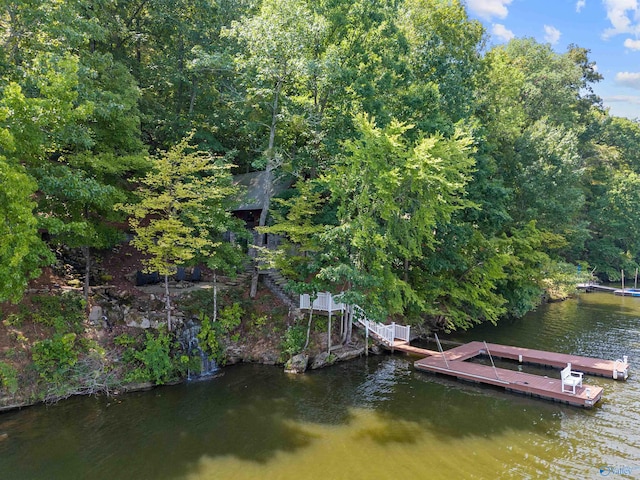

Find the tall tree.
[
  {"left": 0, "top": 159, "right": 53, "bottom": 302},
  {"left": 320, "top": 114, "right": 475, "bottom": 322},
  {"left": 35, "top": 164, "right": 126, "bottom": 301},
  {"left": 119, "top": 135, "right": 239, "bottom": 330},
  {"left": 224, "top": 0, "right": 318, "bottom": 297}
]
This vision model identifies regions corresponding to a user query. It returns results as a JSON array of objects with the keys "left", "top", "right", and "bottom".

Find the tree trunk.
[
  {"left": 213, "top": 270, "right": 217, "bottom": 323},
  {"left": 164, "top": 274, "right": 172, "bottom": 331},
  {"left": 304, "top": 308, "right": 313, "bottom": 350},
  {"left": 250, "top": 79, "right": 282, "bottom": 298},
  {"left": 189, "top": 77, "right": 197, "bottom": 115},
  {"left": 82, "top": 245, "right": 91, "bottom": 304},
  {"left": 327, "top": 309, "right": 332, "bottom": 353}
]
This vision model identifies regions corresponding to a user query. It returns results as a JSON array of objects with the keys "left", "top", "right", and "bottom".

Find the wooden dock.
[
  {"left": 425, "top": 341, "right": 630, "bottom": 380},
  {"left": 390, "top": 340, "right": 629, "bottom": 408},
  {"left": 577, "top": 283, "right": 640, "bottom": 296},
  {"left": 414, "top": 354, "right": 603, "bottom": 407}
]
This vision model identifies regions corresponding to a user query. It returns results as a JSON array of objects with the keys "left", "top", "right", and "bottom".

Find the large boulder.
[
  {"left": 310, "top": 351, "right": 337, "bottom": 370},
  {"left": 284, "top": 354, "right": 309, "bottom": 374}
]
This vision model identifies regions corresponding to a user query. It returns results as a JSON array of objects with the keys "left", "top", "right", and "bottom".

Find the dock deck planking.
[
  {"left": 438, "top": 341, "right": 630, "bottom": 380},
  {"left": 414, "top": 355, "right": 603, "bottom": 407}
]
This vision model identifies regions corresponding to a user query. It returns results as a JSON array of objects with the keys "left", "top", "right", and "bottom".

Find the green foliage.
[
  {"left": 178, "top": 355, "right": 203, "bottom": 376},
  {"left": 0, "top": 361, "right": 19, "bottom": 395},
  {"left": 197, "top": 305, "right": 243, "bottom": 363},
  {"left": 320, "top": 114, "right": 475, "bottom": 318},
  {"left": 114, "top": 333, "right": 137, "bottom": 348},
  {"left": 2, "top": 0, "right": 639, "bottom": 332},
  {"left": 0, "top": 160, "right": 53, "bottom": 303},
  {"left": 3, "top": 313, "right": 23, "bottom": 328},
  {"left": 251, "top": 314, "right": 268, "bottom": 331},
  {"left": 197, "top": 315, "right": 222, "bottom": 363},
  {"left": 125, "top": 330, "right": 174, "bottom": 385},
  {"left": 218, "top": 303, "right": 243, "bottom": 331},
  {"left": 31, "top": 293, "right": 86, "bottom": 335},
  {"left": 118, "top": 134, "right": 240, "bottom": 329},
  {"left": 32, "top": 333, "right": 79, "bottom": 385},
  {"left": 281, "top": 325, "right": 307, "bottom": 359}
]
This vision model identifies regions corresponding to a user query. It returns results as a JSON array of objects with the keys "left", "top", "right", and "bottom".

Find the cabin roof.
[{"left": 232, "top": 171, "right": 292, "bottom": 211}]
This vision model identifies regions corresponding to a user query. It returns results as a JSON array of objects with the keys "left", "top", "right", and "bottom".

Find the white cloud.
[
  {"left": 624, "top": 38, "right": 640, "bottom": 49},
  {"left": 602, "top": 0, "right": 640, "bottom": 39},
  {"left": 544, "top": 25, "right": 562, "bottom": 44},
  {"left": 604, "top": 94, "right": 640, "bottom": 103},
  {"left": 615, "top": 71, "right": 640, "bottom": 89},
  {"left": 466, "top": 0, "right": 513, "bottom": 20},
  {"left": 576, "top": 0, "right": 586, "bottom": 12},
  {"left": 492, "top": 23, "right": 515, "bottom": 42}
]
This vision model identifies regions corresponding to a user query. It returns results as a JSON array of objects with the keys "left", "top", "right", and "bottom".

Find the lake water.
[{"left": 0, "top": 291, "right": 638, "bottom": 479}]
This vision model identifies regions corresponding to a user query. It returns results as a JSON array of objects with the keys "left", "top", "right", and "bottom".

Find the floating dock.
[
  {"left": 577, "top": 283, "right": 640, "bottom": 297},
  {"left": 395, "top": 341, "right": 629, "bottom": 408},
  {"left": 421, "top": 341, "right": 630, "bottom": 380},
  {"left": 414, "top": 355, "right": 603, "bottom": 407},
  {"left": 613, "top": 288, "right": 640, "bottom": 297}
]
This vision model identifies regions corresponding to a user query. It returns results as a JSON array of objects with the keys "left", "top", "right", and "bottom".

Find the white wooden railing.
[
  {"left": 299, "top": 292, "right": 346, "bottom": 313},
  {"left": 300, "top": 294, "right": 411, "bottom": 347}
]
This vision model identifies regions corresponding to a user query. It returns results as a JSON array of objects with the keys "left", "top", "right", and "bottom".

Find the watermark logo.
[{"left": 599, "top": 465, "right": 640, "bottom": 476}]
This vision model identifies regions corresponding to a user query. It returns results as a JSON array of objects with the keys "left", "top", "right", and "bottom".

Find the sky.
[{"left": 464, "top": 0, "right": 640, "bottom": 119}]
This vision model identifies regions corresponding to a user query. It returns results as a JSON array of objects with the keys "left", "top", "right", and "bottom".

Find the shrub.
[
  {"left": 125, "top": 330, "right": 174, "bottom": 385},
  {"left": 281, "top": 325, "right": 306, "bottom": 359},
  {"left": 218, "top": 303, "right": 243, "bottom": 331},
  {"left": 2, "top": 313, "right": 23, "bottom": 328},
  {"left": 114, "top": 333, "right": 137, "bottom": 348},
  {"left": 32, "top": 293, "right": 85, "bottom": 334},
  {"left": 0, "top": 361, "right": 18, "bottom": 395},
  {"left": 197, "top": 314, "right": 222, "bottom": 363},
  {"left": 32, "top": 333, "right": 79, "bottom": 385},
  {"left": 197, "top": 304, "right": 243, "bottom": 364}
]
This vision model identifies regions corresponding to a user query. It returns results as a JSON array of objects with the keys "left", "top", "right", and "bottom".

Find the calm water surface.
[{"left": 1, "top": 292, "right": 639, "bottom": 479}]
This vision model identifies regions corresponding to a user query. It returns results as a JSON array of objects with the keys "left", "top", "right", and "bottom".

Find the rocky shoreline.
[{"left": 0, "top": 322, "right": 371, "bottom": 414}]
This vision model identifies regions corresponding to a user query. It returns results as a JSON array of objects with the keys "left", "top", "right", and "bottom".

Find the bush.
[
  {"left": 197, "top": 314, "right": 223, "bottom": 363},
  {"left": 32, "top": 293, "right": 85, "bottom": 334},
  {"left": 219, "top": 303, "right": 243, "bottom": 331},
  {"left": 281, "top": 325, "right": 306, "bottom": 359},
  {"left": 197, "top": 304, "right": 244, "bottom": 364},
  {"left": 0, "top": 361, "right": 18, "bottom": 395},
  {"left": 32, "top": 333, "right": 79, "bottom": 385},
  {"left": 125, "top": 330, "right": 174, "bottom": 385},
  {"left": 114, "top": 333, "right": 137, "bottom": 348}
]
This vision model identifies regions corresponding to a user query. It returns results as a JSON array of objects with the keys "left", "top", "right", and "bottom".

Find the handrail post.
[
  {"left": 365, "top": 324, "right": 369, "bottom": 357},
  {"left": 483, "top": 341, "right": 500, "bottom": 380},
  {"left": 434, "top": 333, "right": 450, "bottom": 369}
]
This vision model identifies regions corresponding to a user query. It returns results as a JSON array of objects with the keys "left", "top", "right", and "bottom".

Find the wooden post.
[
  {"left": 635, "top": 268, "right": 638, "bottom": 289},
  {"left": 391, "top": 322, "right": 395, "bottom": 352},
  {"left": 365, "top": 325, "right": 369, "bottom": 357},
  {"left": 622, "top": 269, "right": 625, "bottom": 291},
  {"left": 327, "top": 308, "right": 332, "bottom": 354}
]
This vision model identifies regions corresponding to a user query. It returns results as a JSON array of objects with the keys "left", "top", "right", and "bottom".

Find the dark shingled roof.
[{"left": 232, "top": 171, "right": 292, "bottom": 211}]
